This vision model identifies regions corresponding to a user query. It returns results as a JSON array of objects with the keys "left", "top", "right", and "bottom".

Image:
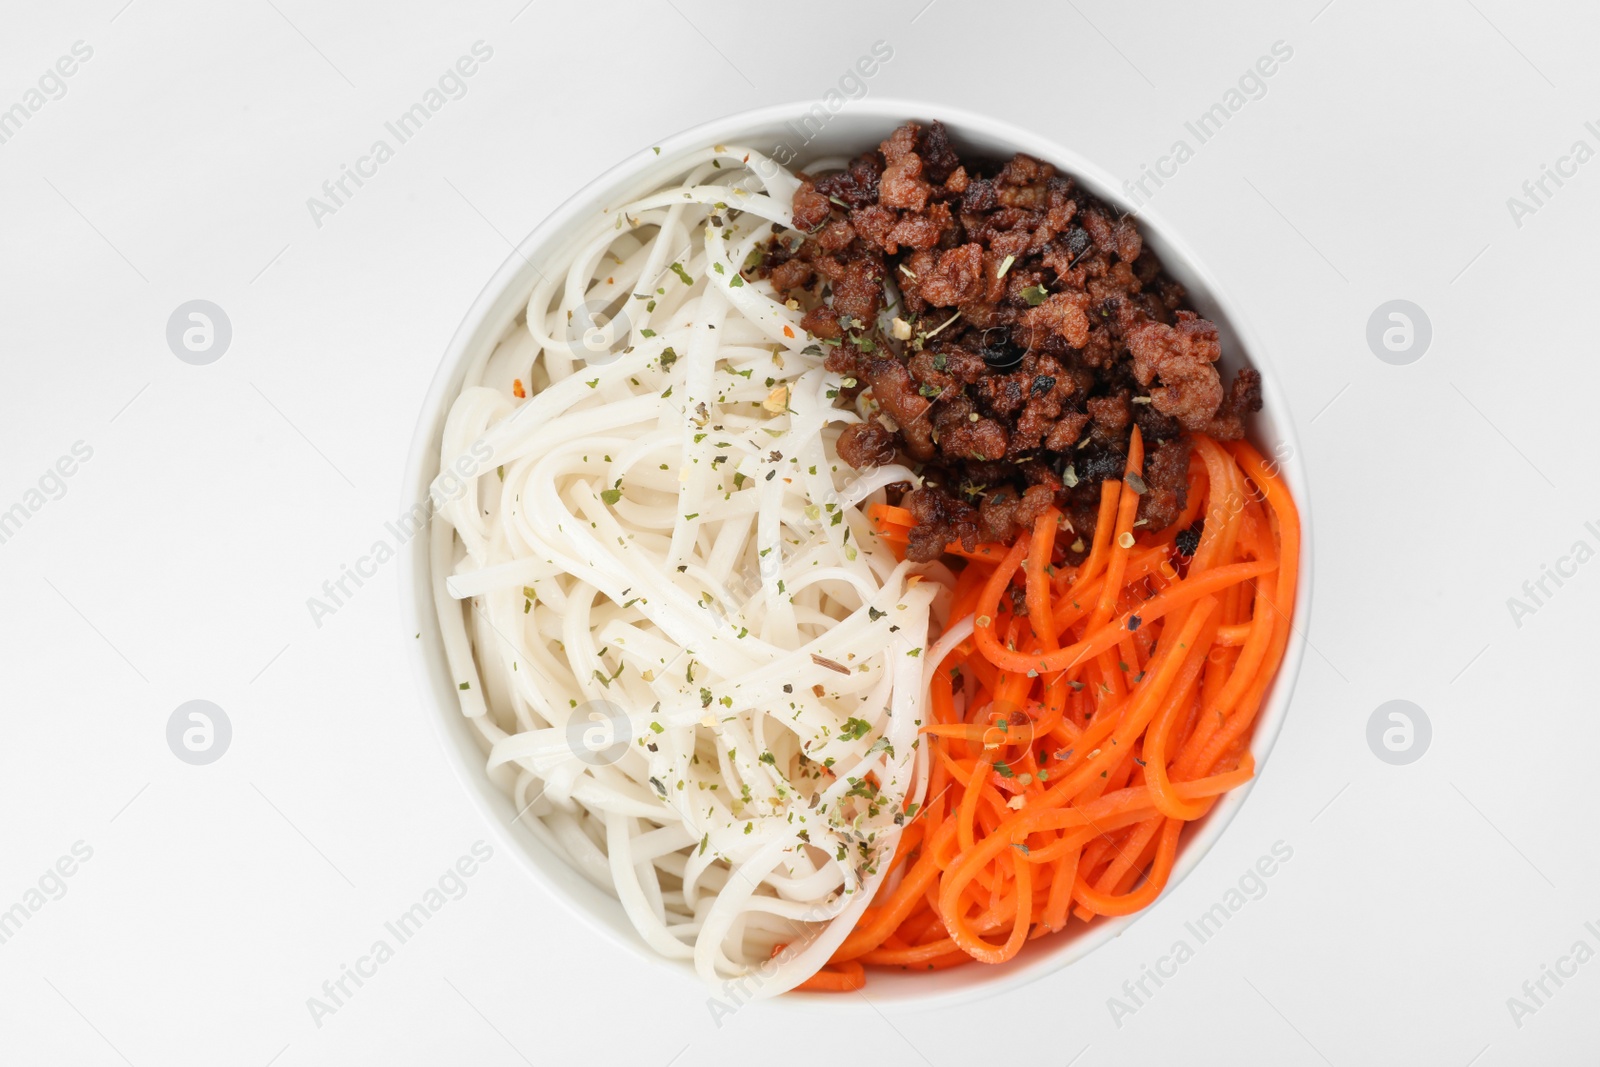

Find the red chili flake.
[
  {"left": 512, "top": 379, "right": 526, "bottom": 398},
  {"left": 782, "top": 325, "right": 795, "bottom": 338}
]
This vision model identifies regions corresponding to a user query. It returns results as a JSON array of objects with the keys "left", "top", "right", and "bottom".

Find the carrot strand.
[{"left": 831, "top": 433, "right": 1298, "bottom": 989}]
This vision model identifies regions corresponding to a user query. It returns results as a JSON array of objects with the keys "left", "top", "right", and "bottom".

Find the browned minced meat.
[
  {"left": 835, "top": 421, "right": 897, "bottom": 469},
  {"left": 754, "top": 120, "right": 1263, "bottom": 562}
]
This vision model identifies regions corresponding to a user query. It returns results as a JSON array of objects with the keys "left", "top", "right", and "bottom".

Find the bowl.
[{"left": 399, "top": 97, "right": 1313, "bottom": 1008}]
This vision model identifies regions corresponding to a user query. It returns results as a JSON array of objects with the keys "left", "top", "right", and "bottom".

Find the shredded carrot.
[
  {"left": 812, "top": 431, "right": 1300, "bottom": 987},
  {"left": 790, "top": 952, "right": 866, "bottom": 991}
]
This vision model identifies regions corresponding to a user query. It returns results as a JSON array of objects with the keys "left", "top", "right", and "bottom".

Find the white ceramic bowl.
[{"left": 399, "top": 98, "right": 1313, "bottom": 1008}]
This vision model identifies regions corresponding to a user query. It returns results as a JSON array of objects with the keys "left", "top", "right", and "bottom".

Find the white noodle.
[{"left": 430, "top": 146, "right": 948, "bottom": 994}]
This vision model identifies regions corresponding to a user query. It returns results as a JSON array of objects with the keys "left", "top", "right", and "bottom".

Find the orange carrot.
[{"left": 818, "top": 432, "right": 1300, "bottom": 990}]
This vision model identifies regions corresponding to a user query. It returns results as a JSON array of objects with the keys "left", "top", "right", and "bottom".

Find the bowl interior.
[{"left": 399, "top": 98, "right": 1312, "bottom": 1008}]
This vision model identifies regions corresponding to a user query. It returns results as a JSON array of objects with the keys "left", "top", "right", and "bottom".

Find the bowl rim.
[{"left": 398, "top": 95, "right": 1314, "bottom": 1011}]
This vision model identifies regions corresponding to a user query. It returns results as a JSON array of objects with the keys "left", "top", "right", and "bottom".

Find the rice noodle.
[{"left": 429, "top": 145, "right": 949, "bottom": 994}]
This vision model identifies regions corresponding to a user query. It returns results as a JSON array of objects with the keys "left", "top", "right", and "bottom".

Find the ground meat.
[
  {"left": 1086, "top": 391, "right": 1133, "bottom": 448},
  {"left": 810, "top": 249, "right": 884, "bottom": 322},
  {"left": 1044, "top": 411, "right": 1090, "bottom": 451},
  {"left": 1204, "top": 367, "right": 1264, "bottom": 440},
  {"left": 864, "top": 359, "right": 934, "bottom": 461},
  {"left": 885, "top": 203, "right": 949, "bottom": 253},
  {"left": 1124, "top": 311, "right": 1223, "bottom": 431},
  {"left": 799, "top": 305, "right": 842, "bottom": 340},
  {"left": 903, "top": 485, "right": 977, "bottom": 563},
  {"left": 754, "top": 119, "right": 1264, "bottom": 551},
  {"left": 1137, "top": 435, "right": 1191, "bottom": 530},
  {"left": 836, "top": 421, "right": 898, "bottom": 468},
  {"left": 815, "top": 219, "right": 857, "bottom": 252},
  {"left": 768, "top": 257, "right": 813, "bottom": 292},
  {"left": 879, "top": 123, "right": 932, "bottom": 211},
  {"left": 977, "top": 484, "right": 1054, "bottom": 543},
  {"left": 914, "top": 243, "right": 985, "bottom": 306},
  {"left": 918, "top": 119, "right": 962, "bottom": 183},
  {"left": 977, "top": 487, "right": 1021, "bottom": 543},
  {"left": 792, "top": 180, "right": 832, "bottom": 232},
  {"left": 940, "top": 413, "right": 1008, "bottom": 461},
  {"left": 815, "top": 153, "right": 881, "bottom": 209},
  {"left": 1022, "top": 292, "right": 1091, "bottom": 349}
]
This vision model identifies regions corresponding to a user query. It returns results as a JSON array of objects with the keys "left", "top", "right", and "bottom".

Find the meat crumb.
[{"left": 757, "top": 120, "right": 1263, "bottom": 552}]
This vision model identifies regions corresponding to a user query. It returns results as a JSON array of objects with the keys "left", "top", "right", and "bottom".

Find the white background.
[{"left": 1, "top": 0, "right": 1595, "bottom": 1063}]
